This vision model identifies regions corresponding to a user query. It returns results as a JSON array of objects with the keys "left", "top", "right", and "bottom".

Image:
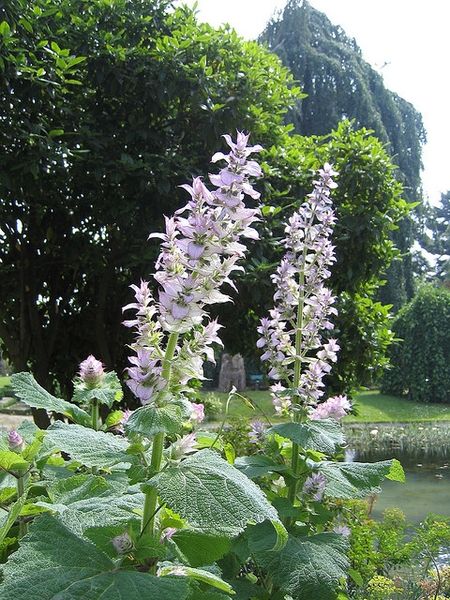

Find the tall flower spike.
[
  {"left": 123, "top": 132, "right": 262, "bottom": 405},
  {"left": 257, "top": 164, "right": 340, "bottom": 413}
]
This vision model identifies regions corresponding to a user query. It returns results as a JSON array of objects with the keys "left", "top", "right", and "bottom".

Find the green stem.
[
  {"left": 17, "top": 474, "right": 28, "bottom": 538},
  {"left": 92, "top": 399, "right": 99, "bottom": 430},
  {"left": 287, "top": 246, "right": 307, "bottom": 516},
  {"left": 141, "top": 332, "right": 179, "bottom": 539}
]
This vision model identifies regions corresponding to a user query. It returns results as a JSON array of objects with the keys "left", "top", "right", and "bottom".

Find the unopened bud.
[
  {"left": 112, "top": 532, "right": 133, "bottom": 555},
  {"left": 79, "top": 355, "right": 104, "bottom": 387},
  {"left": 8, "top": 430, "right": 24, "bottom": 452}
]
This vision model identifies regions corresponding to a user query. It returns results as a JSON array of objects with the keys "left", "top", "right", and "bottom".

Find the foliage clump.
[{"left": 382, "top": 285, "right": 450, "bottom": 403}]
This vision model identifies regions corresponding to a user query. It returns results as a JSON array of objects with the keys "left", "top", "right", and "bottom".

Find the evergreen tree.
[{"left": 260, "top": 0, "right": 426, "bottom": 308}]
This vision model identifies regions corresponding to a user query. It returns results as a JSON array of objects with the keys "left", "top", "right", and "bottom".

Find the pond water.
[{"left": 346, "top": 444, "right": 450, "bottom": 523}]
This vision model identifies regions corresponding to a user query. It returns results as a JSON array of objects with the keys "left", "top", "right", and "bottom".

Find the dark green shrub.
[{"left": 382, "top": 285, "right": 450, "bottom": 403}]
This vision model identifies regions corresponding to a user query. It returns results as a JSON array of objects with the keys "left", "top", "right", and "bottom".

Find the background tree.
[
  {"left": 419, "top": 192, "right": 450, "bottom": 283},
  {"left": 0, "top": 0, "right": 299, "bottom": 400},
  {"left": 382, "top": 285, "right": 450, "bottom": 403},
  {"left": 260, "top": 0, "right": 426, "bottom": 309}
]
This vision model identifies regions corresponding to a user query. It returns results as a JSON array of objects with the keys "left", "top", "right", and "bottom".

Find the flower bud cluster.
[
  {"left": 257, "top": 164, "right": 340, "bottom": 409},
  {"left": 123, "top": 133, "right": 262, "bottom": 405}
]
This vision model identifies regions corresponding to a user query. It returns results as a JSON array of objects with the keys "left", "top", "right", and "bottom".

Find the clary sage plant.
[{"left": 0, "top": 133, "right": 404, "bottom": 600}]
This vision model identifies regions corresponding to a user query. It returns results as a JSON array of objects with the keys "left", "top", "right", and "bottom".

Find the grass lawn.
[
  {"left": 0, "top": 376, "right": 11, "bottom": 394},
  {"left": 200, "top": 389, "right": 450, "bottom": 424}
]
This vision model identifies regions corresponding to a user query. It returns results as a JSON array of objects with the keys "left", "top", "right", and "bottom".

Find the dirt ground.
[{"left": 0, "top": 414, "right": 33, "bottom": 431}]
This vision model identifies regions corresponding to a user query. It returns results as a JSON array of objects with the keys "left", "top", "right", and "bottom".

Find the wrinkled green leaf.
[
  {"left": 149, "top": 450, "right": 287, "bottom": 547},
  {"left": 249, "top": 523, "right": 348, "bottom": 600},
  {"left": 73, "top": 371, "right": 123, "bottom": 408},
  {"left": 11, "top": 373, "right": 90, "bottom": 425},
  {"left": 317, "top": 459, "right": 405, "bottom": 499},
  {"left": 268, "top": 420, "right": 345, "bottom": 455},
  {"left": 0, "top": 515, "right": 189, "bottom": 600},
  {"left": 234, "top": 455, "right": 288, "bottom": 479},
  {"left": 45, "top": 422, "right": 131, "bottom": 468},
  {"left": 126, "top": 399, "right": 191, "bottom": 437}
]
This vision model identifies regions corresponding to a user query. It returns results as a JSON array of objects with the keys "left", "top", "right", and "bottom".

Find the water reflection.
[{"left": 347, "top": 444, "right": 450, "bottom": 522}]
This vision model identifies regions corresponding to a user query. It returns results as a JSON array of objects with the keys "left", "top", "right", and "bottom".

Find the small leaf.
[
  {"left": 48, "top": 129, "right": 64, "bottom": 137},
  {"left": 0, "top": 21, "right": 11, "bottom": 37},
  {"left": 73, "top": 371, "right": 123, "bottom": 408},
  {"left": 159, "top": 565, "right": 234, "bottom": 594}
]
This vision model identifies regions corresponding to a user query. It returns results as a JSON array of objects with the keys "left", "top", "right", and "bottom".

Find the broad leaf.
[
  {"left": 317, "top": 459, "right": 405, "bottom": 499},
  {"left": 173, "top": 530, "right": 231, "bottom": 567},
  {"left": 126, "top": 399, "right": 191, "bottom": 437},
  {"left": 249, "top": 523, "right": 348, "bottom": 600},
  {"left": 11, "top": 372, "right": 90, "bottom": 425},
  {"left": 0, "top": 450, "right": 29, "bottom": 472},
  {"left": 45, "top": 422, "right": 131, "bottom": 468},
  {"left": 234, "top": 455, "right": 288, "bottom": 479},
  {"left": 149, "top": 449, "right": 287, "bottom": 548},
  {"left": 36, "top": 474, "right": 143, "bottom": 533},
  {"left": 0, "top": 495, "right": 28, "bottom": 544},
  {"left": 73, "top": 371, "right": 123, "bottom": 408},
  {"left": 268, "top": 420, "right": 345, "bottom": 454},
  {"left": 0, "top": 515, "right": 189, "bottom": 600}
]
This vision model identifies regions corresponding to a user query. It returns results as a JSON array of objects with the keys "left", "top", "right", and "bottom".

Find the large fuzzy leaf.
[
  {"left": 249, "top": 523, "right": 348, "bottom": 600},
  {"left": 149, "top": 449, "right": 287, "bottom": 547},
  {"left": 0, "top": 515, "right": 189, "bottom": 600},
  {"left": 45, "top": 422, "right": 131, "bottom": 468},
  {"left": 11, "top": 372, "right": 90, "bottom": 425},
  {"left": 126, "top": 399, "right": 191, "bottom": 437},
  {"left": 268, "top": 420, "right": 345, "bottom": 454},
  {"left": 36, "top": 474, "right": 143, "bottom": 534},
  {"left": 317, "top": 458, "right": 405, "bottom": 499}
]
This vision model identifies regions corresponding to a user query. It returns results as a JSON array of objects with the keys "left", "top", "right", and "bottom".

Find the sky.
[{"left": 176, "top": 0, "right": 450, "bottom": 205}]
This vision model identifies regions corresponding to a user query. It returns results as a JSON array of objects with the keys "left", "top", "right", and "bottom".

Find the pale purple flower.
[
  {"left": 303, "top": 472, "right": 327, "bottom": 501},
  {"left": 248, "top": 420, "right": 266, "bottom": 444},
  {"left": 310, "top": 395, "right": 351, "bottom": 421},
  {"left": 160, "top": 527, "right": 177, "bottom": 543},
  {"left": 124, "top": 132, "right": 263, "bottom": 406},
  {"left": 270, "top": 383, "right": 292, "bottom": 415},
  {"left": 169, "top": 433, "right": 197, "bottom": 459},
  {"left": 78, "top": 355, "right": 104, "bottom": 387},
  {"left": 258, "top": 164, "right": 339, "bottom": 410},
  {"left": 333, "top": 524, "right": 351, "bottom": 537},
  {"left": 8, "top": 430, "right": 24, "bottom": 452},
  {"left": 189, "top": 402, "right": 205, "bottom": 424},
  {"left": 112, "top": 532, "right": 133, "bottom": 554}
]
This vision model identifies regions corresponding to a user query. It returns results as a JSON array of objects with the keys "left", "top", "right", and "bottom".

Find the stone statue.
[{"left": 218, "top": 353, "right": 246, "bottom": 392}]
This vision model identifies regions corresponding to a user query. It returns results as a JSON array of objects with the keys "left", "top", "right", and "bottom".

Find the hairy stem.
[
  {"left": 141, "top": 332, "right": 179, "bottom": 539},
  {"left": 92, "top": 399, "right": 99, "bottom": 430}
]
